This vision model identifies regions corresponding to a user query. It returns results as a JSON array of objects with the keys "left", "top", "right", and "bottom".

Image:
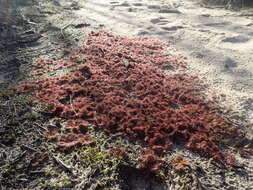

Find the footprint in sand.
[
  {"left": 137, "top": 31, "right": 150, "bottom": 36},
  {"left": 204, "top": 22, "right": 230, "bottom": 27},
  {"left": 110, "top": 1, "right": 119, "bottom": 4},
  {"left": 119, "top": 2, "right": 130, "bottom": 7},
  {"left": 147, "top": 5, "right": 160, "bottom": 10},
  {"left": 218, "top": 35, "right": 253, "bottom": 51},
  {"left": 132, "top": 3, "right": 143, "bottom": 7},
  {"left": 222, "top": 36, "right": 250, "bottom": 43},
  {"left": 224, "top": 58, "right": 238, "bottom": 69},
  {"left": 161, "top": 26, "right": 184, "bottom": 31},
  {"left": 150, "top": 17, "right": 169, "bottom": 25},
  {"left": 159, "top": 8, "right": 181, "bottom": 14}
]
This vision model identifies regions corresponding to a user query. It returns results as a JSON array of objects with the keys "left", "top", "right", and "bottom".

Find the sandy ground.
[{"left": 1, "top": 0, "right": 253, "bottom": 189}]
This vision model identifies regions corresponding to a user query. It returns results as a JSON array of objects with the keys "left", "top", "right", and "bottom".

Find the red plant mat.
[
  {"left": 16, "top": 31, "right": 242, "bottom": 171},
  {"left": 31, "top": 58, "right": 76, "bottom": 76}
]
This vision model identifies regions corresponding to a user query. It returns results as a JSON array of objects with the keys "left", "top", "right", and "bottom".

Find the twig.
[
  {"left": 207, "top": 158, "right": 213, "bottom": 170},
  {"left": 52, "top": 155, "right": 73, "bottom": 173},
  {"left": 21, "top": 144, "right": 39, "bottom": 152},
  {"left": 20, "top": 12, "right": 38, "bottom": 26},
  {"left": 0, "top": 142, "right": 7, "bottom": 148},
  {"left": 30, "top": 170, "right": 45, "bottom": 174},
  {"left": 70, "top": 94, "right": 77, "bottom": 115},
  {"left": 75, "top": 167, "right": 93, "bottom": 189},
  {"left": 10, "top": 151, "right": 27, "bottom": 164},
  {"left": 12, "top": 102, "right": 17, "bottom": 116},
  {"left": 34, "top": 122, "right": 47, "bottom": 131}
]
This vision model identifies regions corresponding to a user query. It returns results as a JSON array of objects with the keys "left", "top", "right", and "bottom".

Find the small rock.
[{"left": 200, "top": 14, "right": 210, "bottom": 17}]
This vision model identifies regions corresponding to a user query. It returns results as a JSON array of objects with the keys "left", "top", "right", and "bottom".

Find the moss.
[
  {"left": 13, "top": 94, "right": 31, "bottom": 104},
  {"left": 42, "top": 174, "right": 73, "bottom": 189},
  {"left": 2, "top": 166, "right": 16, "bottom": 178},
  {"left": 76, "top": 145, "right": 123, "bottom": 188},
  {"left": 44, "top": 167, "right": 59, "bottom": 178},
  {"left": 0, "top": 89, "right": 16, "bottom": 99},
  {"left": 79, "top": 147, "right": 113, "bottom": 169},
  {"left": 21, "top": 111, "right": 42, "bottom": 120}
]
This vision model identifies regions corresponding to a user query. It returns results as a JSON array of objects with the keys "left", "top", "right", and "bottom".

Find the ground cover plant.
[{"left": 15, "top": 30, "right": 246, "bottom": 173}]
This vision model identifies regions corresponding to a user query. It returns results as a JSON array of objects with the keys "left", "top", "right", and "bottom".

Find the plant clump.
[
  {"left": 15, "top": 31, "right": 244, "bottom": 172},
  {"left": 171, "top": 156, "right": 190, "bottom": 171}
]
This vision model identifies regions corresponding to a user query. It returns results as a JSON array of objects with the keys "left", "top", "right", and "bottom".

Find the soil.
[{"left": 0, "top": 0, "right": 253, "bottom": 189}]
